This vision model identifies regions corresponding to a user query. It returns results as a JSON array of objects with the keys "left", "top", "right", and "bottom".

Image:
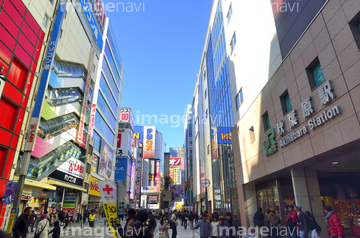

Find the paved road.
[{"left": 26, "top": 218, "right": 201, "bottom": 238}]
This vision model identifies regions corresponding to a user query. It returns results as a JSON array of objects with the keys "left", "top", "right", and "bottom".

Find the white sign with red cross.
[{"left": 98, "top": 181, "right": 117, "bottom": 203}]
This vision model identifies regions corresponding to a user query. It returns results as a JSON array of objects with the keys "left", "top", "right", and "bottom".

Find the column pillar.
[
  {"left": 305, "top": 170, "right": 328, "bottom": 238},
  {"left": 243, "top": 183, "right": 257, "bottom": 228},
  {"left": 290, "top": 168, "right": 311, "bottom": 211}
]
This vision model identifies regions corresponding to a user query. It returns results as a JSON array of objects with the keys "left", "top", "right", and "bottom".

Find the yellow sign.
[
  {"left": 7, "top": 208, "right": 17, "bottom": 233},
  {"left": 103, "top": 202, "right": 118, "bottom": 238},
  {"left": 89, "top": 176, "right": 101, "bottom": 197}
]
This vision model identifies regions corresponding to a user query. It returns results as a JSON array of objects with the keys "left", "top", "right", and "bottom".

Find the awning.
[
  {"left": 48, "top": 179, "right": 86, "bottom": 192},
  {"left": 24, "top": 179, "right": 57, "bottom": 191}
]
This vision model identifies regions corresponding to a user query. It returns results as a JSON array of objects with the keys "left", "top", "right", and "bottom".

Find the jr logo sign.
[{"left": 263, "top": 128, "right": 278, "bottom": 157}]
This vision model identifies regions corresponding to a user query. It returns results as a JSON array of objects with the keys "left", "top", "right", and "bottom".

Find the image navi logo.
[{"left": 263, "top": 128, "right": 278, "bottom": 157}]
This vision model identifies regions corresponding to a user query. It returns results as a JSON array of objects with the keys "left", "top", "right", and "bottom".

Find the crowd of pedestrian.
[{"left": 252, "top": 204, "right": 344, "bottom": 238}]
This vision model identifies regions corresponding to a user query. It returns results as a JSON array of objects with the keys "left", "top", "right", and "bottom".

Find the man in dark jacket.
[
  {"left": 295, "top": 205, "right": 308, "bottom": 238},
  {"left": 224, "top": 212, "right": 239, "bottom": 238},
  {"left": 148, "top": 212, "right": 157, "bottom": 238},
  {"left": 49, "top": 220, "right": 61, "bottom": 238},
  {"left": 29, "top": 211, "right": 37, "bottom": 232},
  {"left": 83, "top": 210, "right": 88, "bottom": 224},
  {"left": 119, "top": 208, "right": 137, "bottom": 238},
  {"left": 254, "top": 207, "right": 265, "bottom": 238},
  {"left": 13, "top": 207, "right": 32, "bottom": 238},
  {"left": 132, "top": 210, "right": 150, "bottom": 238}
]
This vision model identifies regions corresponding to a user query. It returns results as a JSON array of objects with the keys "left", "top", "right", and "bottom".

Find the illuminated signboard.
[{"left": 143, "top": 126, "right": 156, "bottom": 158}]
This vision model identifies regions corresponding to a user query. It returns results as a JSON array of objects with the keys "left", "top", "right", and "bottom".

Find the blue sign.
[
  {"left": 2, "top": 197, "right": 11, "bottom": 205},
  {"left": 217, "top": 127, "right": 232, "bottom": 144},
  {"left": 134, "top": 126, "right": 143, "bottom": 144},
  {"left": 32, "top": 0, "right": 67, "bottom": 118},
  {"left": 79, "top": 0, "right": 104, "bottom": 50},
  {"left": 115, "top": 157, "right": 128, "bottom": 180}
]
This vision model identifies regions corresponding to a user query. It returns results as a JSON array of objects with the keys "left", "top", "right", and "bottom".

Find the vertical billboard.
[
  {"left": 98, "top": 140, "right": 114, "bottom": 179},
  {"left": 148, "top": 160, "right": 155, "bottom": 186},
  {"left": 116, "top": 129, "right": 132, "bottom": 157},
  {"left": 143, "top": 126, "right": 156, "bottom": 159},
  {"left": 119, "top": 108, "right": 134, "bottom": 130},
  {"left": 130, "top": 162, "right": 135, "bottom": 199},
  {"left": 211, "top": 127, "right": 219, "bottom": 159},
  {"left": 115, "top": 157, "right": 128, "bottom": 181},
  {"left": 155, "top": 160, "right": 160, "bottom": 185},
  {"left": 133, "top": 126, "right": 143, "bottom": 148},
  {"left": 171, "top": 185, "right": 184, "bottom": 202}
]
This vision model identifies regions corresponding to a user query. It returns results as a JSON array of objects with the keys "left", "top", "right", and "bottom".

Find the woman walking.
[
  {"left": 160, "top": 215, "right": 170, "bottom": 238},
  {"left": 35, "top": 214, "right": 49, "bottom": 238}
]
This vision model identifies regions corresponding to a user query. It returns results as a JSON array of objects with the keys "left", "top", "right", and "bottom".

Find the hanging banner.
[
  {"left": 6, "top": 208, "right": 17, "bottom": 233},
  {"left": 24, "top": 0, "right": 68, "bottom": 151},
  {"left": 98, "top": 181, "right": 117, "bottom": 238},
  {"left": 143, "top": 126, "right": 156, "bottom": 158}
]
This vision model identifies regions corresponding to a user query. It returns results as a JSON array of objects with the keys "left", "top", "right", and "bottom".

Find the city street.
[{"left": 26, "top": 218, "right": 201, "bottom": 238}]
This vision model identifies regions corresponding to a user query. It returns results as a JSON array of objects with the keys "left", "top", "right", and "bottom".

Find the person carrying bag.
[{"left": 34, "top": 214, "right": 49, "bottom": 238}]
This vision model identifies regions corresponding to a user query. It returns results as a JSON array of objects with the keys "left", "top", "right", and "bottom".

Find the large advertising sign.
[
  {"left": 174, "top": 167, "right": 181, "bottom": 185},
  {"left": 77, "top": 49, "right": 95, "bottom": 148},
  {"left": 119, "top": 108, "right": 134, "bottom": 130},
  {"left": 148, "top": 160, "right": 155, "bottom": 185},
  {"left": 78, "top": 0, "right": 104, "bottom": 50},
  {"left": 133, "top": 126, "right": 143, "bottom": 148},
  {"left": 130, "top": 162, "right": 135, "bottom": 199},
  {"left": 57, "top": 158, "right": 85, "bottom": 179},
  {"left": 211, "top": 127, "right": 219, "bottom": 159},
  {"left": 25, "top": 0, "right": 67, "bottom": 151},
  {"left": 217, "top": 127, "right": 232, "bottom": 144},
  {"left": 155, "top": 160, "right": 160, "bottom": 185},
  {"left": 92, "top": 155, "right": 99, "bottom": 173},
  {"left": 88, "top": 104, "right": 97, "bottom": 137},
  {"left": 116, "top": 129, "right": 132, "bottom": 157},
  {"left": 135, "top": 157, "right": 142, "bottom": 202},
  {"left": 98, "top": 181, "right": 117, "bottom": 238},
  {"left": 98, "top": 140, "right": 114, "bottom": 179},
  {"left": 115, "top": 157, "right": 127, "bottom": 181},
  {"left": 49, "top": 170, "right": 84, "bottom": 187},
  {"left": 169, "top": 158, "right": 182, "bottom": 167},
  {"left": 170, "top": 185, "right": 183, "bottom": 202},
  {"left": 143, "top": 126, "right": 156, "bottom": 158},
  {"left": 141, "top": 186, "right": 159, "bottom": 193},
  {"left": 170, "top": 168, "right": 174, "bottom": 184},
  {"left": 89, "top": 176, "right": 101, "bottom": 197}
]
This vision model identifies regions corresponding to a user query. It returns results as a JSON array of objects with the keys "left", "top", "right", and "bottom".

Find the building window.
[
  {"left": 230, "top": 32, "right": 237, "bottom": 53},
  {"left": 235, "top": 88, "right": 243, "bottom": 110},
  {"left": 49, "top": 0, "right": 54, "bottom": 4},
  {"left": 207, "top": 145, "right": 210, "bottom": 155},
  {"left": 349, "top": 13, "right": 360, "bottom": 50},
  {"left": 86, "top": 163, "right": 91, "bottom": 174},
  {"left": 60, "top": 29, "right": 63, "bottom": 38},
  {"left": 306, "top": 58, "right": 325, "bottom": 89},
  {"left": 280, "top": 90, "right": 292, "bottom": 115},
  {"left": 64, "top": 10, "right": 67, "bottom": 19},
  {"left": 206, "top": 109, "right": 208, "bottom": 119},
  {"left": 84, "top": 183, "right": 89, "bottom": 192},
  {"left": 262, "top": 111, "right": 271, "bottom": 131},
  {"left": 249, "top": 126, "right": 255, "bottom": 144},
  {"left": 205, "top": 90, "right": 207, "bottom": 99},
  {"left": 227, "top": 3, "right": 233, "bottom": 23},
  {"left": 93, "top": 64, "right": 96, "bottom": 73},
  {"left": 43, "top": 13, "right": 50, "bottom": 28}
]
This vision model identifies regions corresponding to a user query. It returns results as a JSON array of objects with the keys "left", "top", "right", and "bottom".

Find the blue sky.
[{"left": 105, "top": 0, "right": 213, "bottom": 149}]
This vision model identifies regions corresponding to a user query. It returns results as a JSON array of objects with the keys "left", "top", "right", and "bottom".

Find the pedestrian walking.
[
  {"left": 170, "top": 210, "right": 178, "bottom": 238},
  {"left": 286, "top": 205, "right": 298, "bottom": 238},
  {"left": 267, "top": 209, "right": 279, "bottom": 238},
  {"left": 305, "top": 211, "right": 321, "bottom": 238},
  {"left": 148, "top": 212, "right": 157, "bottom": 238},
  {"left": 195, "top": 212, "right": 199, "bottom": 225},
  {"left": 217, "top": 217, "right": 226, "bottom": 238},
  {"left": 12, "top": 207, "right": 32, "bottom": 238},
  {"left": 192, "top": 215, "right": 212, "bottom": 238},
  {"left": 132, "top": 210, "right": 150, "bottom": 238},
  {"left": 324, "top": 206, "right": 344, "bottom": 238},
  {"left": 160, "top": 215, "right": 171, "bottom": 238},
  {"left": 182, "top": 211, "right": 188, "bottom": 229},
  {"left": 63, "top": 212, "right": 70, "bottom": 230},
  {"left": 119, "top": 208, "right": 137, "bottom": 238},
  {"left": 254, "top": 207, "right": 265, "bottom": 238},
  {"left": 35, "top": 214, "right": 49, "bottom": 238},
  {"left": 211, "top": 216, "right": 219, "bottom": 238},
  {"left": 89, "top": 211, "right": 96, "bottom": 227},
  {"left": 295, "top": 205, "right": 309, "bottom": 238},
  {"left": 48, "top": 220, "right": 61, "bottom": 238},
  {"left": 284, "top": 205, "right": 289, "bottom": 217},
  {"left": 189, "top": 211, "right": 195, "bottom": 228},
  {"left": 29, "top": 210, "right": 37, "bottom": 232},
  {"left": 224, "top": 212, "right": 239, "bottom": 238},
  {"left": 212, "top": 209, "right": 219, "bottom": 220},
  {"left": 83, "top": 210, "right": 88, "bottom": 223}
]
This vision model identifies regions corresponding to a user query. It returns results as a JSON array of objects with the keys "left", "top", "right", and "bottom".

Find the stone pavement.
[{"left": 25, "top": 218, "right": 202, "bottom": 238}]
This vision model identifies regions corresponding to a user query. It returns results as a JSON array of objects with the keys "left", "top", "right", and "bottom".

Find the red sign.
[
  {"left": 28, "top": 124, "right": 36, "bottom": 143},
  {"left": 120, "top": 113, "right": 129, "bottom": 121},
  {"left": 169, "top": 158, "right": 182, "bottom": 167},
  {"left": 21, "top": 194, "right": 32, "bottom": 200},
  {"left": 155, "top": 160, "right": 160, "bottom": 185},
  {"left": 88, "top": 104, "right": 97, "bottom": 137}
]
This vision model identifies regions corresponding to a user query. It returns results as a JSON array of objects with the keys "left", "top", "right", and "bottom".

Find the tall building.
[
  {"left": 189, "top": 0, "right": 240, "bottom": 216},
  {"left": 226, "top": 0, "right": 360, "bottom": 235},
  {"left": 140, "top": 126, "right": 166, "bottom": 210},
  {"left": 183, "top": 105, "right": 193, "bottom": 206},
  {"left": 0, "top": 0, "right": 124, "bottom": 226}
]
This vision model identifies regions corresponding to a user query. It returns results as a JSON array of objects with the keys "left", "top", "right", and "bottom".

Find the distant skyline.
[{"left": 105, "top": 0, "right": 213, "bottom": 149}]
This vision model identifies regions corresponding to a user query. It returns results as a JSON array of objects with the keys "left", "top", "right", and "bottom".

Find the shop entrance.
[{"left": 318, "top": 172, "right": 360, "bottom": 237}]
